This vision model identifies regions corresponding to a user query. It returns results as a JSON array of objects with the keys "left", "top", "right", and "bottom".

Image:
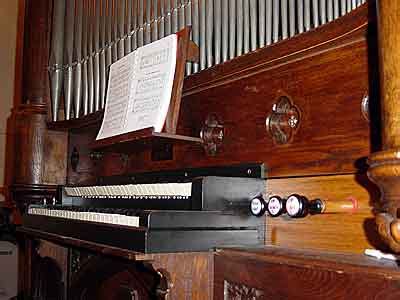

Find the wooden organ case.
[{"left": 8, "top": 0, "right": 400, "bottom": 299}]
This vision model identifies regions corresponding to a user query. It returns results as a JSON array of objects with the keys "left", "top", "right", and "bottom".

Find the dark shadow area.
[
  {"left": 69, "top": 256, "right": 163, "bottom": 300},
  {"left": 366, "top": 0, "right": 382, "bottom": 153},
  {"left": 32, "top": 256, "right": 64, "bottom": 300}
]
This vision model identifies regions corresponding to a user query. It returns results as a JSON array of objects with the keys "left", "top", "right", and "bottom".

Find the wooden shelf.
[
  {"left": 90, "top": 127, "right": 202, "bottom": 153},
  {"left": 17, "top": 226, "right": 153, "bottom": 261}
]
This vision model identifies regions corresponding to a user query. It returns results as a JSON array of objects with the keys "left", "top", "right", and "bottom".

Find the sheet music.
[{"left": 96, "top": 34, "right": 178, "bottom": 140}]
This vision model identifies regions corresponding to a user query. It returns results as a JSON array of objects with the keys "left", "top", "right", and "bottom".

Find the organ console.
[
  {"left": 7, "top": 0, "right": 400, "bottom": 299},
  {"left": 24, "top": 167, "right": 266, "bottom": 252}
]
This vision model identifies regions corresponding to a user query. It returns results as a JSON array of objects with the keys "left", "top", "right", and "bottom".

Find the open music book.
[{"left": 96, "top": 34, "right": 178, "bottom": 140}]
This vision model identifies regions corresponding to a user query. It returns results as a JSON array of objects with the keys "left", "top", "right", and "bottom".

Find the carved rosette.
[
  {"left": 224, "top": 280, "right": 264, "bottom": 300},
  {"left": 266, "top": 96, "right": 300, "bottom": 145}
]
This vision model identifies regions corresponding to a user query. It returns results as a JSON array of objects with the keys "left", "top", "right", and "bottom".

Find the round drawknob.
[
  {"left": 266, "top": 196, "right": 285, "bottom": 217},
  {"left": 250, "top": 196, "right": 267, "bottom": 217},
  {"left": 285, "top": 194, "right": 309, "bottom": 218}
]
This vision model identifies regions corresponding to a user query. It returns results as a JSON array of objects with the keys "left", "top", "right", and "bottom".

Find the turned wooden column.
[
  {"left": 368, "top": 1, "right": 400, "bottom": 252},
  {"left": 10, "top": 0, "right": 67, "bottom": 214}
]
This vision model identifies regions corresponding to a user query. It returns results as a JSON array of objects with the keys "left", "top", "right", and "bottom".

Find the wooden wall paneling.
[
  {"left": 144, "top": 252, "right": 214, "bottom": 300},
  {"left": 214, "top": 247, "right": 400, "bottom": 300},
  {"left": 265, "top": 174, "right": 383, "bottom": 253}
]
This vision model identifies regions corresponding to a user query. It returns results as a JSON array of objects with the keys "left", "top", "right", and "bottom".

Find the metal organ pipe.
[
  {"left": 250, "top": 0, "right": 257, "bottom": 51},
  {"left": 304, "top": 0, "right": 311, "bottom": 31},
  {"left": 199, "top": 0, "right": 206, "bottom": 70},
  {"left": 258, "top": 0, "right": 266, "bottom": 48},
  {"left": 272, "top": 0, "right": 279, "bottom": 43},
  {"left": 152, "top": 0, "right": 159, "bottom": 42},
  {"left": 126, "top": 0, "right": 133, "bottom": 55},
  {"left": 49, "top": 0, "right": 366, "bottom": 122},
  {"left": 192, "top": 0, "right": 200, "bottom": 71},
  {"left": 49, "top": 0, "right": 65, "bottom": 121},
  {"left": 265, "top": 0, "right": 272, "bottom": 45},
  {"left": 214, "top": 0, "right": 222, "bottom": 64},
  {"left": 100, "top": 0, "right": 107, "bottom": 109},
  {"left": 243, "top": 0, "right": 250, "bottom": 54},
  {"left": 206, "top": 0, "right": 213, "bottom": 67},
  {"left": 159, "top": 0, "right": 165, "bottom": 39},
  {"left": 74, "top": 0, "right": 83, "bottom": 117},
  {"left": 281, "top": 0, "right": 288, "bottom": 40},
  {"left": 289, "top": 0, "right": 295, "bottom": 37},
  {"left": 185, "top": 0, "right": 193, "bottom": 75},
  {"left": 229, "top": 0, "right": 236, "bottom": 58},
  {"left": 94, "top": 0, "right": 101, "bottom": 112},
  {"left": 82, "top": 0, "right": 89, "bottom": 116},
  {"left": 145, "top": 0, "right": 152, "bottom": 44},
  {"left": 87, "top": 0, "right": 95, "bottom": 114},
  {"left": 236, "top": 0, "right": 244, "bottom": 56},
  {"left": 63, "top": 0, "right": 75, "bottom": 120},
  {"left": 222, "top": 0, "right": 229, "bottom": 62},
  {"left": 138, "top": 0, "right": 144, "bottom": 47}
]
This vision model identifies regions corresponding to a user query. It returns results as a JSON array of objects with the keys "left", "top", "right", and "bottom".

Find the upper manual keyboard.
[{"left": 64, "top": 182, "right": 192, "bottom": 198}]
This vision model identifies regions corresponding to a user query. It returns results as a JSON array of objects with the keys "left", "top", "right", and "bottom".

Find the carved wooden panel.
[{"left": 224, "top": 280, "right": 264, "bottom": 300}]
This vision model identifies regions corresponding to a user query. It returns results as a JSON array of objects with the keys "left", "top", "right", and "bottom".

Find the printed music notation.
[{"left": 96, "top": 34, "right": 177, "bottom": 140}]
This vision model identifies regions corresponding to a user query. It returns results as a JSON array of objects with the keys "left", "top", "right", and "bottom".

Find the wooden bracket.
[{"left": 165, "top": 26, "right": 199, "bottom": 134}]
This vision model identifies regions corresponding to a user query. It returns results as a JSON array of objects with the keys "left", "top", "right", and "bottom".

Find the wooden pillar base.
[{"left": 368, "top": 150, "right": 400, "bottom": 252}]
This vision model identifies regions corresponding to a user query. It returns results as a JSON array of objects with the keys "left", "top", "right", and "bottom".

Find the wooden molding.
[{"left": 0, "top": 187, "right": 5, "bottom": 196}]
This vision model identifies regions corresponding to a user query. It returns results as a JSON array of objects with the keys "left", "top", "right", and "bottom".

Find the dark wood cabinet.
[{"left": 215, "top": 247, "right": 400, "bottom": 300}]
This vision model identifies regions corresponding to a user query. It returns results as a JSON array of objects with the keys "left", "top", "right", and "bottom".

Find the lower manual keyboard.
[
  {"left": 28, "top": 206, "right": 140, "bottom": 227},
  {"left": 23, "top": 206, "right": 265, "bottom": 253}
]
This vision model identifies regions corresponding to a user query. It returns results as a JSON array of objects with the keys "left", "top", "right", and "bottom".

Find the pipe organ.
[
  {"left": 11, "top": 0, "right": 400, "bottom": 298},
  {"left": 49, "top": 0, "right": 366, "bottom": 121}
]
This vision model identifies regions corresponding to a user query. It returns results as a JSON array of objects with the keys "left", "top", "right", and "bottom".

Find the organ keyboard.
[{"left": 22, "top": 165, "right": 267, "bottom": 253}]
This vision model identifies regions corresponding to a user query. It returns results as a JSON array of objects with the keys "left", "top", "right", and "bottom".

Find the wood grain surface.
[
  {"left": 215, "top": 246, "right": 400, "bottom": 300},
  {"left": 266, "top": 174, "right": 383, "bottom": 253}
]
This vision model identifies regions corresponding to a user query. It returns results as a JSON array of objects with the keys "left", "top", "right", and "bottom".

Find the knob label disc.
[
  {"left": 251, "top": 199, "right": 263, "bottom": 215},
  {"left": 268, "top": 197, "right": 282, "bottom": 216},
  {"left": 286, "top": 196, "right": 301, "bottom": 216}
]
